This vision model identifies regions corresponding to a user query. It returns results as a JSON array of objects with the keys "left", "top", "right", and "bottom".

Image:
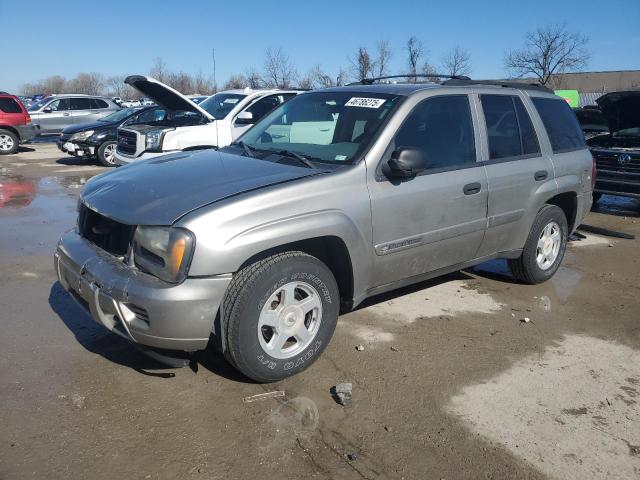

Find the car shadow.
[
  {"left": 48, "top": 281, "right": 253, "bottom": 383},
  {"left": 17, "top": 146, "right": 36, "bottom": 153},
  {"left": 353, "top": 270, "right": 477, "bottom": 311},
  {"left": 55, "top": 157, "right": 103, "bottom": 167}
]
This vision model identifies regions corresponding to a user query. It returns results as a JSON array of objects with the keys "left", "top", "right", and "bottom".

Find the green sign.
[{"left": 554, "top": 90, "right": 580, "bottom": 108}]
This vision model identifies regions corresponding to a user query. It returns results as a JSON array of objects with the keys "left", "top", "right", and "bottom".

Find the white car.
[{"left": 113, "top": 75, "right": 301, "bottom": 165}]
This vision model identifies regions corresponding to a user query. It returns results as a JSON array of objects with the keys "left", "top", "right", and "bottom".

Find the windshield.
[
  {"left": 28, "top": 98, "right": 52, "bottom": 111},
  {"left": 238, "top": 91, "right": 403, "bottom": 164},
  {"left": 100, "top": 107, "right": 137, "bottom": 123},
  {"left": 200, "top": 93, "right": 247, "bottom": 119}
]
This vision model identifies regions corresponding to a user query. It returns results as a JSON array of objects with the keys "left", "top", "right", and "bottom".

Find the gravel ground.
[{"left": 1, "top": 143, "right": 639, "bottom": 479}]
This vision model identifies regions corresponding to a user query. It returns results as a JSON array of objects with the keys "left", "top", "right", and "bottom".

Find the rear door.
[
  {"left": 368, "top": 94, "right": 488, "bottom": 286},
  {"left": 475, "top": 93, "right": 556, "bottom": 256},
  {"left": 70, "top": 97, "right": 98, "bottom": 124},
  {"left": 38, "top": 98, "right": 72, "bottom": 133}
]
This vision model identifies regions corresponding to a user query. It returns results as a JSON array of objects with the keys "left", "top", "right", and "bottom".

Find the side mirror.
[
  {"left": 385, "top": 147, "right": 429, "bottom": 178},
  {"left": 235, "top": 111, "right": 254, "bottom": 125},
  {"left": 43, "top": 108, "right": 52, "bottom": 113}
]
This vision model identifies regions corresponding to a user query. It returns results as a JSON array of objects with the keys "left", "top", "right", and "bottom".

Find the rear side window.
[
  {"left": 0, "top": 98, "right": 22, "bottom": 113},
  {"left": 532, "top": 97, "right": 585, "bottom": 153},
  {"left": 91, "top": 98, "right": 109, "bottom": 109},
  {"left": 393, "top": 95, "right": 476, "bottom": 170},
  {"left": 70, "top": 98, "right": 94, "bottom": 110},
  {"left": 481, "top": 95, "right": 540, "bottom": 160}
]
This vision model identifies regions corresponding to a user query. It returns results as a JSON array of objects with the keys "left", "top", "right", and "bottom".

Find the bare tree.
[
  {"left": 245, "top": 68, "right": 263, "bottom": 88},
  {"left": 505, "top": 23, "right": 589, "bottom": 85},
  {"left": 441, "top": 46, "right": 472, "bottom": 77},
  {"left": 224, "top": 74, "right": 248, "bottom": 90},
  {"left": 67, "top": 73, "right": 104, "bottom": 95},
  {"left": 263, "top": 47, "right": 297, "bottom": 88},
  {"left": 105, "top": 75, "right": 127, "bottom": 97},
  {"left": 193, "top": 70, "right": 216, "bottom": 94},
  {"left": 406, "top": 36, "right": 424, "bottom": 82},
  {"left": 350, "top": 47, "right": 375, "bottom": 82},
  {"left": 149, "top": 57, "right": 169, "bottom": 83},
  {"left": 375, "top": 40, "right": 392, "bottom": 77}
]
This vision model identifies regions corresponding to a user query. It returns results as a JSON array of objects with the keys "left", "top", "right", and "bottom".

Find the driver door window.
[
  {"left": 47, "top": 99, "right": 70, "bottom": 111},
  {"left": 237, "top": 94, "right": 296, "bottom": 125},
  {"left": 391, "top": 95, "right": 476, "bottom": 171}
]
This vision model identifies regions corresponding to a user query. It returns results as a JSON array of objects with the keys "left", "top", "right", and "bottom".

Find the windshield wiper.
[
  {"left": 231, "top": 141, "right": 256, "bottom": 158},
  {"left": 271, "top": 149, "right": 316, "bottom": 169}
]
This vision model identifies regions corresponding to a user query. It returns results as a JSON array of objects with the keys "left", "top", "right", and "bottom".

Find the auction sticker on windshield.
[{"left": 345, "top": 97, "right": 386, "bottom": 108}]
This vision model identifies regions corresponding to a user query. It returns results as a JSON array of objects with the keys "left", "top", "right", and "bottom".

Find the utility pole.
[{"left": 212, "top": 48, "right": 217, "bottom": 93}]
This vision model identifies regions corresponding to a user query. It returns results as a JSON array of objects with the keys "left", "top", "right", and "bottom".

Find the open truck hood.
[
  {"left": 596, "top": 90, "right": 640, "bottom": 134},
  {"left": 80, "top": 149, "right": 321, "bottom": 225},
  {"left": 125, "top": 75, "right": 214, "bottom": 121}
]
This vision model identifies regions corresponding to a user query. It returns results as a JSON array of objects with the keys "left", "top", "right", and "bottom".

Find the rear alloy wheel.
[
  {"left": 223, "top": 251, "right": 339, "bottom": 382},
  {"left": 97, "top": 141, "right": 117, "bottom": 167},
  {"left": 508, "top": 204, "right": 568, "bottom": 284},
  {"left": 0, "top": 129, "right": 18, "bottom": 155}
]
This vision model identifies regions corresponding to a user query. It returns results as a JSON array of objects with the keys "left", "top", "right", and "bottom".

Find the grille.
[
  {"left": 117, "top": 129, "right": 138, "bottom": 155},
  {"left": 78, "top": 204, "right": 136, "bottom": 256},
  {"left": 593, "top": 150, "right": 640, "bottom": 173},
  {"left": 128, "top": 304, "right": 149, "bottom": 323}
]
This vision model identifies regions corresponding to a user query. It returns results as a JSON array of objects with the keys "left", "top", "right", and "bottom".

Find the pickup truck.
[
  {"left": 55, "top": 78, "right": 593, "bottom": 382},
  {"left": 113, "top": 76, "right": 300, "bottom": 165}
]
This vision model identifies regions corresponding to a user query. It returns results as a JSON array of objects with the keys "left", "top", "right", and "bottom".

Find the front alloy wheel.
[{"left": 223, "top": 251, "right": 339, "bottom": 382}]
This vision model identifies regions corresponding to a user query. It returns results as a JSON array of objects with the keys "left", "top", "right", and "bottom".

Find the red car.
[{"left": 0, "top": 92, "right": 39, "bottom": 155}]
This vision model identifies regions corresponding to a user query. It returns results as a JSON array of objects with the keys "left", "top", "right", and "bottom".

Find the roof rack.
[
  {"left": 352, "top": 74, "right": 471, "bottom": 85},
  {"left": 441, "top": 78, "right": 553, "bottom": 93}
]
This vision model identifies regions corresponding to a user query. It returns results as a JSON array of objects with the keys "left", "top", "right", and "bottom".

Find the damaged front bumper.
[{"left": 54, "top": 229, "right": 231, "bottom": 351}]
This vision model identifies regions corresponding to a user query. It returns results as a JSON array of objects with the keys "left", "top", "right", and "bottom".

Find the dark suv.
[{"left": 0, "top": 92, "right": 39, "bottom": 155}]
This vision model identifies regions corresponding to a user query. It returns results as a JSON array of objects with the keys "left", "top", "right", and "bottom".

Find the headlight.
[
  {"left": 70, "top": 130, "right": 94, "bottom": 141},
  {"left": 145, "top": 129, "right": 170, "bottom": 152},
  {"left": 132, "top": 226, "right": 195, "bottom": 283},
  {"left": 92, "top": 131, "right": 107, "bottom": 140}
]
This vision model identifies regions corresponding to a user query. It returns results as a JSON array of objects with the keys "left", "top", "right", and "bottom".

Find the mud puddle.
[{"left": 0, "top": 174, "right": 95, "bottom": 256}]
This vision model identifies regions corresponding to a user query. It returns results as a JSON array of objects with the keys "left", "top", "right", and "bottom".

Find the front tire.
[
  {"left": 508, "top": 205, "right": 568, "bottom": 284},
  {"left": 97, "top": 141, "right": 117, "bottom": 167},
  {"left": 223, "top": 252, "right": 339, "bottom": 382},
  {"left": 0, "top": 129, "right": 19, "bottom": 155}
]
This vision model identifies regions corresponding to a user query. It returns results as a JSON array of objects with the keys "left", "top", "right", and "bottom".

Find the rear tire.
[
  {"left": 97, "top": 141, "right": 117, "bottom": 167},
  {"left": 223, "top": 251, "right": 339, "bottom": 383},
  {"left": 0, "top": 129, "right": 19, "bottom": 155},
  {"left": 508, "top": 205, "right": 568, "bottom": 284}
]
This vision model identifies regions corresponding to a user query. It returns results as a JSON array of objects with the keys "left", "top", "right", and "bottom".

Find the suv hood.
[
  {"left": 81, "top": 150, "right": 322, "bottom": 225},
  {"left": 62, "top": 120, "right": 113, "bottom": 135},
  {"left": 125, "top": 75, "right": 214, "bottom": 121},
  {"left": 596, "top": 90, "right": 640, "bottom": 134}
]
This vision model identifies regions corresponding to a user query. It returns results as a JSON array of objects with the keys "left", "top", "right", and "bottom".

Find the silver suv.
[
  {"left": 54, "top": 78, "right": 594, "bottom": 382},
  {"left": 28, "top": 95, "right": 120, "bottom": 134}
]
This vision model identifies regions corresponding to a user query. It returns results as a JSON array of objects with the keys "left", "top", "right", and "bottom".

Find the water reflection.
[
  {"left": 593, "top": 194, "right": 640, "bottom": 217},
  {"left": 0, "top": 174, "right": 37, "bottom": 208},
  {"left": 0, "top": 175, "right": 97, "bottom": 257}
]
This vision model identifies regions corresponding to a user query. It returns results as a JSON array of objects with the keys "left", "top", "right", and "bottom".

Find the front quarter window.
[{"left": 238, "top": 92, "right": 403, "bottom": 164}]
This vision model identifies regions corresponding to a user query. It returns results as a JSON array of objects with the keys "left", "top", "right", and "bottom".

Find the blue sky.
[{"left": 2, "top": 0, "right": 639, "bottom": 93}]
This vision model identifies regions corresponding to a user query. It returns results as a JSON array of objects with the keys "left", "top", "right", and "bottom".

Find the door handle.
[
  {"left": 534, "top": 170, "right": 548, "bottom": 181},
  {"left": 463, "top": 182, "right": 482, "bottom": 195},
  {"left": 63, "top": 113, "right": 71, "bottom": 116}
]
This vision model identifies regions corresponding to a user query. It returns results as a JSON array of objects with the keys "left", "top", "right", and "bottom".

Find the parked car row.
[{"left": 54, "top": 77, "right": 595, "bottom": 382}]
